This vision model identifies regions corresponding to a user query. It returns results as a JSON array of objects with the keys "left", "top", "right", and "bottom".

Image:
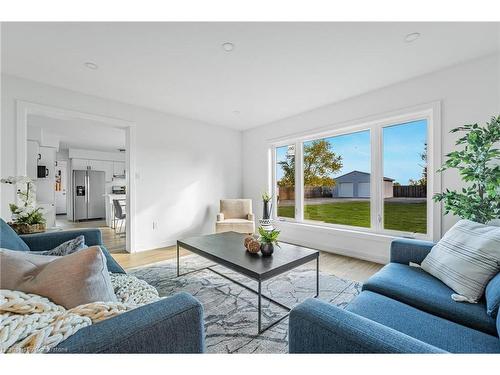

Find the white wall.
[
  {"left": 242, "top": 54, "right": 500, "bottom": 264},
  {"left": 1, "top": 74, "right": 242, "bottom": 251}
]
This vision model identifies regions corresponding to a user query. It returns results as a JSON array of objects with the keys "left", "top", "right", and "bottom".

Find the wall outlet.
[{"left": 152, "top": 221, "right": 158, "bottom": 230}]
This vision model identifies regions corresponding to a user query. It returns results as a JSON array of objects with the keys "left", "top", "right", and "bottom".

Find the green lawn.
[{"left": 277, "top": 201, "right": 427, "bottom": 233}]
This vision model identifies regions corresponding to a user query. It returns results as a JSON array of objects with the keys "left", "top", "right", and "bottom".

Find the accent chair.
[{"left": 215, "top": 199, "right": 255, "bottom": 234}]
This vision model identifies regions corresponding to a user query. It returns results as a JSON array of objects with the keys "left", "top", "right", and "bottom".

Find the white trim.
[
  {"left": 269, "top": 101, "right": 442, "bottom": 242},
  {"left": 15, "top": 100, "right": 138, "bottom": 252}
]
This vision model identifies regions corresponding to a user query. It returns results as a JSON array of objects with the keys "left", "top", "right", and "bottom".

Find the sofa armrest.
[
  {"left": 289, "top": 298, "right": 445, "bottom": 353},
  {"left": 390, "top": 238, "right": 435, "bottom": 265},
  {"left": 217, "top": 213, "right": 224, "bottom": 221},
  {"left": 20, "top": 229, "right": 125, "bottom": 274},
  {"left": 247, "top": 213, "right": 255, "bottom": 221},
  {"left": 20, "top": 228, "right": 103, "bottom": 249},
  {"left": 51, "top": 292, "right": 205, "bottom": 353}
]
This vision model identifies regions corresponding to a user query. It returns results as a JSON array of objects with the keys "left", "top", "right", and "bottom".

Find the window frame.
[{"left": 270, "top": 103, "right": 441, "bottom": 241}]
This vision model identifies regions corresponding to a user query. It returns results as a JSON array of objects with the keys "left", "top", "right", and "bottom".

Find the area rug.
[{"left": 129, "top": 254, "right": 361, "bottom": 353}]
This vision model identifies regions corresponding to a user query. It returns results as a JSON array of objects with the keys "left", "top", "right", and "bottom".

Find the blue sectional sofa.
[
  {"left": 289, "top": 238, "right": 500, "bottom": 353},
  {"left": 0, "top": 219, "right": 205, "bottom": 353}
]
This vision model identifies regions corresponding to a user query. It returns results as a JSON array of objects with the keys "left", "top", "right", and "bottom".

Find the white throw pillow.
[{"left": 421, "top": 220, "right": 500, "bottom": 303}]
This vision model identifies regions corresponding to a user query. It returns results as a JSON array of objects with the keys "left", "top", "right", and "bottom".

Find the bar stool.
[{"left": 113, "top": 199, "right": 126, "bottom": 236}]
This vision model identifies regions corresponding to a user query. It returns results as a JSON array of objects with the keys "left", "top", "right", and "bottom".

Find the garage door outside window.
[
  {"left": 339, "top": 182, "right": 354, "bottom": 197},
  {"left": 358, "top": 182, "right": 370, "bottom": 198}
]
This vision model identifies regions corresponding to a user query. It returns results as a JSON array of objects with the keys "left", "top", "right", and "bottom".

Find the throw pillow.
[
  {"left": 421, "top": 220, "right": 500, "bottom": 303},
  {"left": 32, "top": 235, "right": 87, "bottom": 256},
  {"left": 0, "top": 246, "right": 117, "bottom": 308}
]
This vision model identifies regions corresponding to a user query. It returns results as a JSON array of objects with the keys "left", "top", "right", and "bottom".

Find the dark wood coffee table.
[{"left": 177, "top": 231, "right": 319, "bottom": 333}]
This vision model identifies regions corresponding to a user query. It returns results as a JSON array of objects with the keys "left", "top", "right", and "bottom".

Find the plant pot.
[
  {"left": 9, "top": 222, "right": 46, "bottom": 235},
  {"left": 260, "top": 242, "right": 274, "bottom": 257}
]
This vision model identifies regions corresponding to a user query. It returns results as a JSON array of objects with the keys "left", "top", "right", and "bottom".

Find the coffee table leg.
[
  {"left": 176, "top": 243, "right": 180, "bottom": 277},
  {"left": 258, "top": 280, "right": 262, "bottom": 334},
  {"left": 316, "top": 256, "right": 320, "bottom": 298}
]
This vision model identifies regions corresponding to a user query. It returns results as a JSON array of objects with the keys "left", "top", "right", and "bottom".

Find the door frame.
[{"left": 16, "top": 100, "right": 137, "bottom": 253}]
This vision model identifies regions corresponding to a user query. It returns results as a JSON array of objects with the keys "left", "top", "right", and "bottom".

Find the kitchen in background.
[{"left": 26, "top": 114, "right": 128, "bottom": 252}]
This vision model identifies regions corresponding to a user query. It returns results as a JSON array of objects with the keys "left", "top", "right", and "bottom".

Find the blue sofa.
[
  {"left": 289, "top": 238, "right": 500, "bottom": 353},
  {"left": 0, "top": 219, "right": 205, "bottom": 353}
]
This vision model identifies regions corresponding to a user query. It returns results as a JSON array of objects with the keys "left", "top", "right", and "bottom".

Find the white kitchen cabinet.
[
  {"left": 27, "top": 140, "right": 40, "bottom": 180},
  {"left": 113, "top": 161, "right": 126, "bottom": 177},
  {"left": 72, "top": 158, "right": 89, "bottom": 170},
  {"left": 88, "top": 160, "right": 114, "bottom": 182}
]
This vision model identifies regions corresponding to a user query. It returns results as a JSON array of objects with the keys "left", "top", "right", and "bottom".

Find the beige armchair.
[{"left": 215, "top": 199, "right": 255, "bottom": 234}]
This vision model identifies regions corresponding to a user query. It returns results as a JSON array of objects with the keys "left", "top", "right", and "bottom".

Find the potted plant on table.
[
  {"left": 1, "top": 176, "right": 46, "bottom": 234},
  {"left": 258, "top": 226, "right": 280, "bottom": 256},
  {"left": 433, "top": 115, "right": 500, "bottom": 223}
]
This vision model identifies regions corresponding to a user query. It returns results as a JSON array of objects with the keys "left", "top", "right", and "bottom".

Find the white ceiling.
[
  {"left": 28, "top": 115, "right": 126, "bottom": 152},
  {"left": 3, "top": 22, "right": 500, "bottom": 130}
]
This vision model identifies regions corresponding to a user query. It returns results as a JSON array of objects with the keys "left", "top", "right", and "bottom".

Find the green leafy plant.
[
  {"left": 433, "top": 115, "right": 500, "bottom": 224},
  {"left": 258, "top": 226, "right": 281, "bottom": 247}
]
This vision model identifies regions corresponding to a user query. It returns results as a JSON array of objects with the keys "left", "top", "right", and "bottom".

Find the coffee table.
[{"left": 176, "top": 231, "right": 319, "bottom": 333}]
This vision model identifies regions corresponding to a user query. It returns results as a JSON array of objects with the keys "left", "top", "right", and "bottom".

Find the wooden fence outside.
[
  {"left": 393, "top": 185, "right": 427, "bottom": 198},
  {"left": 278, "top": 186, "right": 333, "bottom": 200}
]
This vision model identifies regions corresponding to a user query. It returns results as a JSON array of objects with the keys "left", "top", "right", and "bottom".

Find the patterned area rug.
[{"left": 129, "top": 254, "right": 361, "bottom": 353}]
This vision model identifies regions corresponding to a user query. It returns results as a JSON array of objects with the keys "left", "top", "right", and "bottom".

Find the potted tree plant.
[
  {"left": 1, "top": 176, "right": 46, "bottom": 234},
  {"left": 433, "top": 115, "right": 500, "bottom": 224}
]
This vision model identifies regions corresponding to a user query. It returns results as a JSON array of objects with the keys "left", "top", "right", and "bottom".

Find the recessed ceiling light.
[
  {"left": 84, "top": 62, "right": 99, "bottom": 70},
  {"left": 222, "top": 42, "right": 235, "bottom": 52},
  {"left": 404, "top": 32, "right": 421, "bottom": 43}
]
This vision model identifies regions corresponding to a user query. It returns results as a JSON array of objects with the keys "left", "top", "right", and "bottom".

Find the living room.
[{"left": 1, "top": 1, "right": 500, "bottom": 373}]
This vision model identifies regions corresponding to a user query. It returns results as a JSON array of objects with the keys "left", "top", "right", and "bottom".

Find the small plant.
[
  {"left": 258, "top": 226, "right": 280, "bottom": 247},
  {"left": 433, "top": 115, "right": 500, "bottom": 224},
  {"left": 1, "top": 176, "right": 46, "bottom": 225},
  {"left": 261, "top": 191, "right": 272, "bottom": 202}
]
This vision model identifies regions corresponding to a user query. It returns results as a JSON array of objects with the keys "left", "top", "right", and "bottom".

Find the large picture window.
[
  {"left": 271, "top": 108, "right": 435, "bottom": 240},
  {"left": 383, "top": 120, "right": 428, "bottom": 234},
  {"left": 302, "top": 130, "right": 371, "bottom": 228}
]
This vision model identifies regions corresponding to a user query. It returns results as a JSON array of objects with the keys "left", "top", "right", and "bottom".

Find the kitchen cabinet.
[
  {"left": 88, "top": 160, "right": 114, "bottom": 182},
  {"left": 71, "top": 158, "right": 89, "bottom": 170},
  {"left": 27, "top": 140, "right": 40, "bottom": 180},
  {"left": 113, "top": 161, "right": 126, "bottom": 177}
]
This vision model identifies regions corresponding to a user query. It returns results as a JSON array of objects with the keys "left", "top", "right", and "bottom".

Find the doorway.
[{"left": 16, "top": 101, "right": 137, "bottom": 253}]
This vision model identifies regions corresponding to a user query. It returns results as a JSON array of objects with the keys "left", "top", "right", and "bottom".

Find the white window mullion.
[
  {"left": 370, "top": 126, "right": 383, "bottom": 232},
  {"left": 295, "top": 141, "right": 304, "bottom": 222}
]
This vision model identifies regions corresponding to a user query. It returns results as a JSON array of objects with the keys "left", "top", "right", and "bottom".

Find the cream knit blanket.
[{"left": 0, "top": 273, "right": 160, "bottom": 353}]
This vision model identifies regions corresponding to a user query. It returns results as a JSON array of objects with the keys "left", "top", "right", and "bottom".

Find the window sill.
[{"left": 274, "top": 218, "right": 429, "bottom": 242}]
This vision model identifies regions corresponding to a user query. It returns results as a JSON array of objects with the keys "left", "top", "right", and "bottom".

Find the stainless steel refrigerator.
[{"left": 72, "top": 169, "right": 106, "bottom": 221}]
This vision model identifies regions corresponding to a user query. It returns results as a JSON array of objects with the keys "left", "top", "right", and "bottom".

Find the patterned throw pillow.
[
  {"left": 34, "top": 235, "right": 87, "bottom": 256},
  {"left": 421, "top": 220, "right": 500, "bottom": 303}
]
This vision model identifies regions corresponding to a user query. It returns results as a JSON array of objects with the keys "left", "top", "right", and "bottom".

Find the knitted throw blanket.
[{"left": 0, "top": 273, "right": 160, "bottom": 353}]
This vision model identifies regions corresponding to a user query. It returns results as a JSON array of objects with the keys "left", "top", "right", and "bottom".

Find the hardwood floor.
[
  {"left": 112, "top": 244, "right": 383, "bottom": 282},
  {"left": 55, "top": 215, "right": 125, "bottom": 253}
]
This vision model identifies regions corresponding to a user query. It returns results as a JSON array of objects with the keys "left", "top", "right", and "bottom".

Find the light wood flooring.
[
  {"left": 112, "top": 244, "right": 383, "bottom": 283},
  {"left": 55, "top": 215, "right": 125, "bottom": 253}
]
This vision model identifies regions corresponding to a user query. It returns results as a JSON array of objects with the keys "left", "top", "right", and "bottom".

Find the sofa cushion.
[
  {"left": 346, "top": 291, "right": 500, "bottom": 353},
  {"left": 0, "top": 219, "right": 30, "bottom": 251},
  {"left": 485, "top": 272, "right": 500, "bottom": 318},
  {"left": 421, "top": 219, "right": 500, "bottom": 303},
  {"left": 363, "top": 263, "right": 497, "bottom": 336},
  {"left": 0, "top": 246, "right": 117, "bottom": 309}
]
